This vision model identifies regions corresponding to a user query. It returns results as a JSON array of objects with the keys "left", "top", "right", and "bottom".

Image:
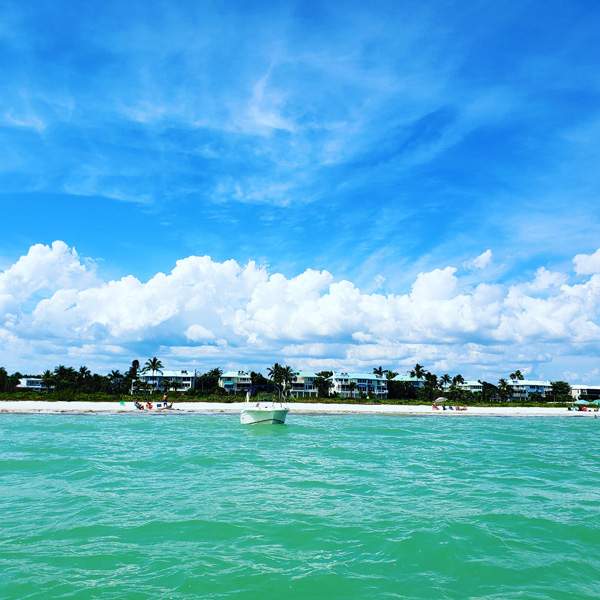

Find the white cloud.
[
  {"left": 0, "top": 241, "right": 98, "bottom": 302},
  {"left": 573, "top": 248, "right": 600, "bottom": 275},
  {"left": 464, "top": 249, "right": 492, "bottom": 271},
  {"left": 185, "top": 324, "right": 216, "bottom": 341},
  {"left": 2, "top": 241, "right": 600, "bottom": 379}
]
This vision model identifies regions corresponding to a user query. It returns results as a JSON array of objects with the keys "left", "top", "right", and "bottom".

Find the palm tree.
[
  {"left": 136, "top": 380, "right": 151, "bottom": 394},
  {"left": 373, "top": 366, "right": 385, "bottom": 377},
  {"left": 385, "top": 370, "right": 398, "bottom": 380},
  {"left": 451, "top": 374, "right": 465, "bottom": 388},
  {"left": 108, "top": 370, "right": 125, "bottom": 394},
  {"left": 78, "top": 365, "right": 91, "bottom": 380},
  {"left": 348, "top": 381, "right": 357, "bottom": 399},
  {"left": 77, "top": 366, "right": 91, "bottom": 393},
  {"left": 143, "top": 357, "right": 164, "bottom": 394},
  {"left": 53, "top": 365, "right": 76, "bottom": 391},
  {"left": 41, "top": 369, "right": 55, "bottom": 393},
  {"left": 282, "top": 366, "right": 295, "bottom": 396},
  {"left": 498, "top": 378, "right": 510, "bottom": 402},
  {"left": 168, "top": 379, "right": 182, "bottom": 393},
  {"left": 509, "top": 370, "right": 524, "bottom": 381},
  {"left": 267, "top": 363, "right": 284, "bottom": 389},
  {"left": 441, "top": 374, "right": 451, "bottom": 390},
  {"left": 410, "top": 363, "right": 426, "bottom": 379}
]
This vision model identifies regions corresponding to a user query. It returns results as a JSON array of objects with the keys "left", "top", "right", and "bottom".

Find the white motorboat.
[{"left": 240, "top": 385, "right": 289, "bottom": 425}]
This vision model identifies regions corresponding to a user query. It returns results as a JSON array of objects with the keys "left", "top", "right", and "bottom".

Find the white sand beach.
[{"left": 0, "top": 400, "right": 597, "bottom": 417}]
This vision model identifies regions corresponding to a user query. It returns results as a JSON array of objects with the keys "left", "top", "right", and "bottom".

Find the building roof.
[
  {"left": 332, "top": 371, "right": 386, "bottom": 380},
  {"left": 293, "top": 370, "right": 318, "bottom": 378},
  {"left": 141, "top": 369, "right": 196, "bottom": 377},
  {"left": 507, "top": 379, "right": 551, "bottom": 386},
  {"left": 221, "top": 370, "right": 251, "bottom": 377}
]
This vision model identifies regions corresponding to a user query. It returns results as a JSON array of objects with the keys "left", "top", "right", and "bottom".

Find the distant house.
[
  {"left": 392, "top": 375, "right": 425, "bottom": 389},
  {"left": 570, "top": 384, "right": 600, "bottom": 400},
  {"left": 17, "top": 377, "right": 51, "bottom": 392},
  {"left": 457, "top": 380, "right": 484, "bottom": 394},
  {"left": 507, "top": 379, "right": 552, "bottom": 400},
  {"left": 331, "top": 372, "right": 388, "bottom": 399},
  {"left": 218, "top": 371, "right": 252, "bottom": 394},
  {"left": 138, "top": 369, "right": 197, "bottom": 393},
  {"left": 289, "top": 371, "right": 318, "bottom": 398}
]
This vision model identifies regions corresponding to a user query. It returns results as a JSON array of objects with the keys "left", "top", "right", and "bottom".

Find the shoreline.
[{"left": 0, "top": 400, "right": 597, "bottom": 417}]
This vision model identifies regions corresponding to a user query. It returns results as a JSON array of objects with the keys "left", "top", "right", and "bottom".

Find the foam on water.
[{"left": 1, "top": 414, "right": 599, "bottom": 599}]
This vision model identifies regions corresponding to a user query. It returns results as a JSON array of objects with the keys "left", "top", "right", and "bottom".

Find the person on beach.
[{"left": 146, "top": 401, "right": 153, "bottom": 409}]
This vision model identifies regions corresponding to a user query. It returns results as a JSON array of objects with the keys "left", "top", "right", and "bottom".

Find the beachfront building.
[
  {"left": 570, "top": 384, "right": 600, "bottom": 400},
  {"left": 507, "top": 379, "right": 552, "bottom": 401},
  {"left": 331, "top": 371, "right": 388, "bottom": 399},
  {"left": 138, "top": 369, "right": 197, "bottom": 393},
  {"left": 17, "top": 377, "right": 51, "bottom": 392},
  {"left": 219, "top": 370, "right": 252, "bottom": 394},
  {"left": 457, "top": 381, "right": 484, "bottom": 394},
  {"left": 288, "top": 371, "right": 319, "bottom": 398},
  {"left": 392, "top": 374, "right": 425, "bottom": 389}
]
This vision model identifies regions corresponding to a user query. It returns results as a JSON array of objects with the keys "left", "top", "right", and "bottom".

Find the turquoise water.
[{"left": 1, "top": 414, "right": 599, "bottom": 600}]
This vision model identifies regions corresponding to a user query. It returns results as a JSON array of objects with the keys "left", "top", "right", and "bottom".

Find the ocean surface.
[{"left": 1, "top": 413, "right": 599, "bottom": 600}]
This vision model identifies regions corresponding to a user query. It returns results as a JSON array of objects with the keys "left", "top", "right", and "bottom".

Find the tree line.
[
  {"left": 381, "top": 364, "right": 573, "bottom": 403},
  {"left": 0, "top": 359, "right": 576, "bottom": 403}
]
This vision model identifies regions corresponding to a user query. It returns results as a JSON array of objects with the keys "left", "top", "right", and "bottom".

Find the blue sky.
[{"left": 1, "top": 0, "right": 600, "bottom": 381}]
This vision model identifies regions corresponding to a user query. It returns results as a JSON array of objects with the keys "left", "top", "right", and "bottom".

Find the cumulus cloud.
[
  {"left": 574, "top": 248, "right": 600, "bottom": 274},
  {"left": 1, "top": 241, "right": 600, "bottom": 380},
  {"left": 464, "top": 249, "right": 492, "bottom": 271}
]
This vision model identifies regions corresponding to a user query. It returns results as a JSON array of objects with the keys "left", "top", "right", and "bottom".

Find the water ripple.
[{"left": 1, "top": 414, "right": 599, "bottom": 599}]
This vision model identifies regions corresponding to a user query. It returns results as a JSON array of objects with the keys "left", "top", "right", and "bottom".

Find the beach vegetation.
[
  {"left": 194, "top": 367, "right": 223, "bottom": 394},
  {"left": 142, "top": 357, "right": 164, "bottom": 393},
  {"left": 497, "top": 378, "right": 510, "bottom": 401},
  {"left": 41, "top": 369, "right": 55, "bottom": 393},
  {"left": 0, "top": 360, "right": 581, "bottom": 408},
  {"left": 550, "top": 381, "right": 571, "bottom": 402},
  {"left": 314, "top": 372, "right": 334, "bottom": 398},
  {"left": 348, "top": 381, "right": 357, "bottom": 398},
  {"left": 267, "top": 363, "right": 285, "bottom": 388},
  {"left": 282, "top": 365, "right": 295, "bottom": 396},
  {"left": 451, "top": 374, "right": 465, "bottom": 387},
  {"left": 250, "top": 371, "right": 270, "bottom": 388},
  {"left": 410, "top": 363, "right": 426, "bottom": 379}
]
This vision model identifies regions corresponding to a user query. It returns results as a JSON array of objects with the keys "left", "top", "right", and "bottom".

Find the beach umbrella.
[
  {"left": 574, "top": 399, "right": 592, "bottom": 405},
  {"left": 592, "top": 399, "right": 600, "bottom": 406},
  {"left": 434, "top": 397, "right": 448, "bottom": 403}
]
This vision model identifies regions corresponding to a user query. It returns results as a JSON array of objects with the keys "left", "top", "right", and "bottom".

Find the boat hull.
[{"left": 240, "top": 407, "right": 289, "bottom": 425}]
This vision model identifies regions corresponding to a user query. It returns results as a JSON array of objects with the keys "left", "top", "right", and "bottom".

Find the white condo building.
[
  {"left": 219, "top": 371, "right": 252, "bottom": 394},
  {"left": 138, "top": 369, "right": 197, "bottom": 393},
  {"left": 330, "top": 371, "right": 388, "bottom": 399},
  {"left": 17, "top": 377, "right": 50, "bottom": 392},
  {"left": 506, "top": 379, "right": 552, "bottom": 400},
  {"left": 289, "top": 371, "right": 318, "bottom": 398},
  {"left": 457, "top": 380, "right": 484, "bottom": 394},
  {"left": 392, "top": 374, "right": 425, "bottom": 389},
  {"left": 570, "top": 384, "right": 600, "bottom": 400}
]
